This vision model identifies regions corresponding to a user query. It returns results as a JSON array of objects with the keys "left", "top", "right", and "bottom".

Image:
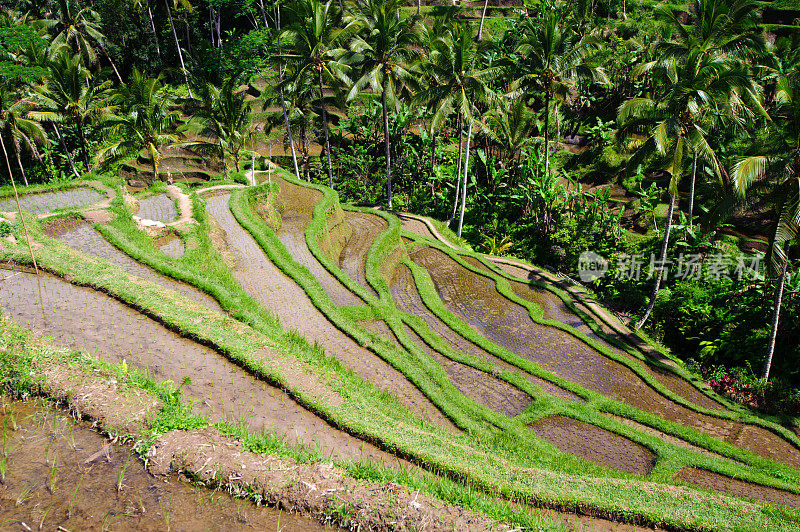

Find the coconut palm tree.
[
  {"left": 49, "top": 0, "right": 123, "bottom": 83},
  {"left": 30, "top": 53, "right": 116, "bottom": 171},
  {"left": 189, "top": 74, "right": 257, "bottom": 174},
  {"left": 618, "top": 49, "right": 765, "bottom": 330},
  {"left": 651, "top": 0, "right": 766, "bottom": 224},
  {"left": 732, "top": 75, "right": 800, "bottom": 380},
  {"left": 95, "top": 69, "right": 181, "bottom": 181},
  {"left": 347, "top": 0, "right": 421, "bottom": 209},
  {"left": 282, "top": 0, "right": 355, "bottom": 188},
  {"left": 0, "top": 87, "right": 46, "bottom": 187},
  {"left": 508, "top": 12, "right": 606, "bottom": 178},
  {"left": 415, "top": 21, "right": 493, "bottom": 235}
]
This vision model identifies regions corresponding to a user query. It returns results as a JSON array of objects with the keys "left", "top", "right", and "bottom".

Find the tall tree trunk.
[
  {"left": 457, "top": 107, "right": 474, "bottom": 237},
  {"left": 417, "top": 0, "right": 421, "bottom": 15},
  {"left": 318, "top": 69, "right": 334, "bottom": 189},
  {"left": 339, "top": 0, "right": 344, "bottom": 13},
  {"left": 52, "top": 122, "right": 80, "bottom": 179},
  {"left": 77, "top": 121, "right": 90, "bottom": 170},
  {"left": 688, "top": 151, "right": 697, "bottom": 228},
  {"left": 144, "top": 0, "right": 162, "bottom": 58},
  {"left": 450, "top": 113, "right": 463, "bottom": 222},
  {"left": 14, "top": 148, "right": 29, "bottom": 187},
  {"left": 635, "top": 193, "right": 675, "bottom": 330},
  {"left": 430, "top": 134, "right": 436, "bottom": 178},
  {"left": 165, "top": 0, "right": 193, "bottom": 99},
  {"left": 381, "top": 77, "right": 392, "bottom": 210},
  {"left": 477, "top": 0, "right": 489, "bottom": 41},
  {"left": 100, "top": 44, "right": 123, "bottom": 84},
  {"left": 543, "top": 91, "right": 550, "bottom": 177},
  {"left": 763, "top": 252, "right": 788, "bottom": 380}
]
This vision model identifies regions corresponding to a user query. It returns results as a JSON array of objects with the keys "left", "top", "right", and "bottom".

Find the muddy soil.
[
  {"left": 0, "top": 270, "right": 397, "bottom": 465},
  {"left": 148, "top": 428, "right": 495, "bottom": 532},
  {"left": 601, "top": 414, "right": 735, "bottom": 462},
  {"left": 273, "top": 177, "right": 364, "bottom": 307},
  {"left": 466, "top": 256, "right": 725, "bottom": 413},
  {"left": 529, "top": 416, "right": 657, "bottom": 476},
  {"left": 137, "top": 194, "right": 177, "bottom": 223},
  {"left": 389, "top": 264, "right": 584, "bottom": 404},
  {"left": 0, "top": 398, "right": 328, "bottom": 532},
  {"left": 363, "top": 320, "right": 532, "bottom": 418},
  {"left": 0, "top": 188, "right": 104, "bottom": 215},
  {"left": 156, "top": 234, "right": 186, "bottom": 258},
  {"left": 203, "top": 193, "right": 455, "bottom": 432},
  {"left": 674, "top": 467, "right": 800, "bottom": 508},
  {"left": 54, "top": 222, "right": 219, "bottom": 312},
  {"left": 398, "top": 214, "right": 438, "bottom": 240},
  {"left": 412, "top": 246, "right": 800, "bottom": 470},
  {"left": 338, "top": 210, "right": 387, "bottom": 298}
]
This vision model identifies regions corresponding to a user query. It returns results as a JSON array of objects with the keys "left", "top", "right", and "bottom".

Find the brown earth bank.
[
  {"left": 147, "top": 428, "right": 499, "bottom": 531},
  {"left": 0, "top": 398, "right": 327, "bottom": 532}
]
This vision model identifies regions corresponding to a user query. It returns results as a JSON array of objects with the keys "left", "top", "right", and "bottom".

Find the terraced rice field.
[{"left": 2, "top": 175, "right": 800, "bottom": 530}]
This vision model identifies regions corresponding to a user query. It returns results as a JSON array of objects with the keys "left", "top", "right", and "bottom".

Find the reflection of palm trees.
[
  {"left": 348, "top": 0, "right": 420, "bottom": 209},
  {"left": 95, "top": 70, "right": 181, "bottom": 182},
  {"left": 0, "top": 87, "right": 46, "bottom": 187},
  {"left": 733, "top": 75, "right": 800, "bottom": 380},
  {"left": 282, "top": 0, "right": 355, "bottom": 188}
]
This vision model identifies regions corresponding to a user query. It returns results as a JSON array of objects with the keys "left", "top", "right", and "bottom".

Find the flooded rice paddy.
[
  {"left": 0, "top": 397, "right": 331, "bottom": 531},
  {"left": 0, "top": 188, "right": 104, "bottom": 215}
]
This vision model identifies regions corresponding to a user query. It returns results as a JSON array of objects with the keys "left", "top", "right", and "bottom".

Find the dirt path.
[
  {"left": 203, "top": 193, "right": 456, "bottom": 432},
  {"left": 411, "top": 246, "right": 800, "bottom": 470},
  {"left": 49, "top": 219, "right": 220, "bottom": 312},
  {"left": 0, "top": 270, "right": 397, "bottom": 465}
]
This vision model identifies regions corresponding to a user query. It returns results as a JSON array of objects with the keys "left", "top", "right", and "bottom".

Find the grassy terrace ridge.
[
  {"left": 0, "top": 178, "right": 798, "bottom": 529},
  {"left": 0, "top": 317, "right": 564, "bottom": 531},
  {"left": 231, "top": 171, "right": 800, "bottom": 524}
]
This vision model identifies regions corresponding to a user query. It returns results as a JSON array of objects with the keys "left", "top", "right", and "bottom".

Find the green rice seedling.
[
  {"left": 117, "top": 454, "right": 131, "bottom": 493},
  {"left": 15, "top": 482, "right": 36, "bottom": 506},
  {"left": 48, "top": 458, "right": 58, "bottom": 493},
  {"left": 67, "top": 471, "right": 85, "bottom": 518},
  {"left": 38, "top": 503, "right": 53, "bottom": 530}
]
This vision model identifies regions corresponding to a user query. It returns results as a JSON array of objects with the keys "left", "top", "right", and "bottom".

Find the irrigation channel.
[{"left": 1, "top": 175, "right": 800, "bottom": 530}]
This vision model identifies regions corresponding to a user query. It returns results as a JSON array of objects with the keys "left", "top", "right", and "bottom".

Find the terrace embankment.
[
  {"left": 411, "top": 246, "right": 800, "bottom": 469},
  {"left": 390, "top": 264, "right": 584, "bottom": 404},
  {"left": 0, "top": 269, "right": 396, "bottom": 464},
  {"left": 203, "top": 192, "right": 456, "bottom": 431},
  {"left": 50, "top": 219, "right": 220, "bottom": 312}
]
